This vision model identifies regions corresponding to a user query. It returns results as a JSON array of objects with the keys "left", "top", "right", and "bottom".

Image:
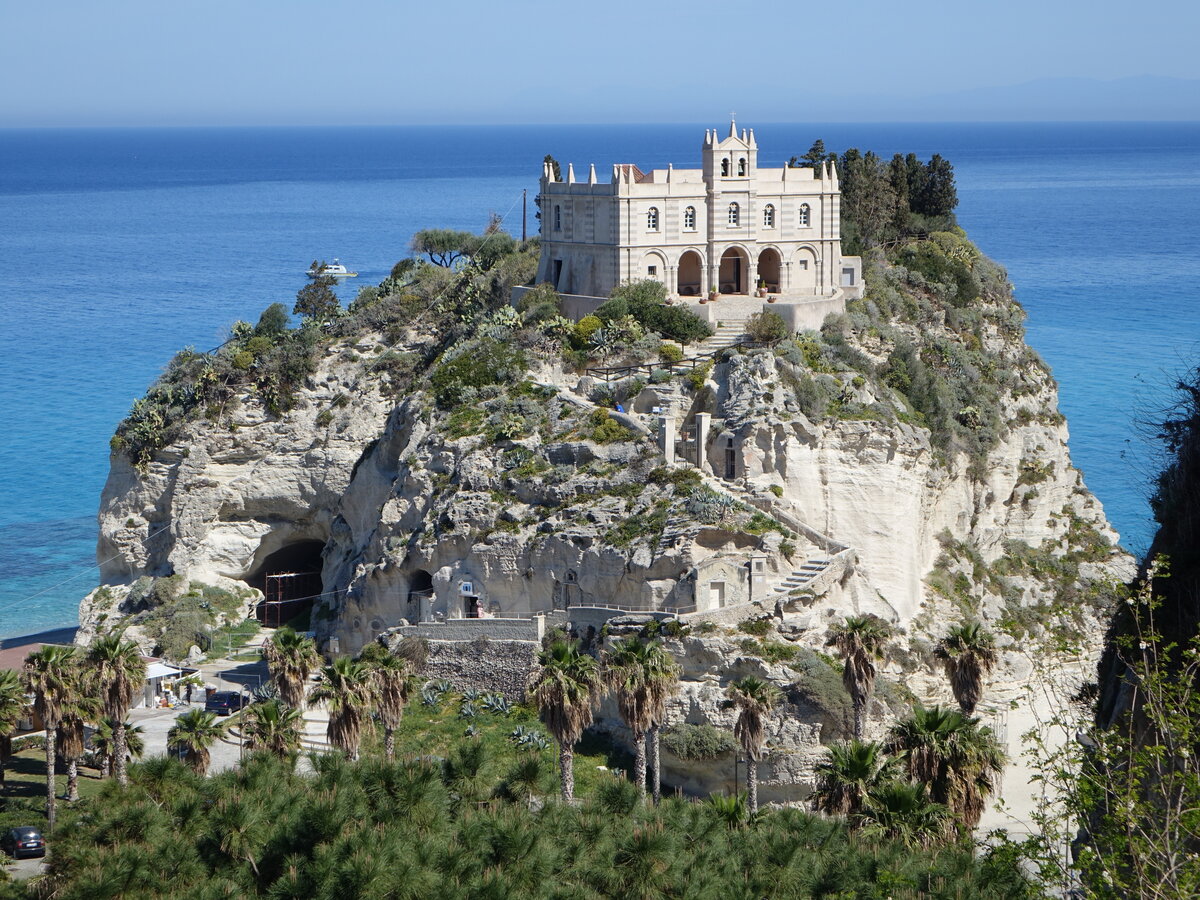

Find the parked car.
[
  {"left": 204, "top": 690, "right": 248, "bottom": 716},
  {"left": 2, "top": 826, "right": 45, "bottom": 859}
]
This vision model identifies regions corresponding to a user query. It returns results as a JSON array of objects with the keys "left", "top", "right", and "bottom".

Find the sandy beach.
[{"left": 0, "top": 625, "right": 78, "bottom": 670}]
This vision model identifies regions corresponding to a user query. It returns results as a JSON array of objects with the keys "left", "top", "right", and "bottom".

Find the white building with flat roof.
[{"left": 535, "top": 122, "right": 862, "bottom": 303}]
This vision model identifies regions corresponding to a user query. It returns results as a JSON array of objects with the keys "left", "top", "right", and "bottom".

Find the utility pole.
[{"left": 522, "top": 189, "right": 527, "bottom": 242}]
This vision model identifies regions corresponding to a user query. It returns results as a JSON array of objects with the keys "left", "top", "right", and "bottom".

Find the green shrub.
[
  {"left": 659, "top": 342, "right": 684, "bottom": 363},
  {"left": 430, "top": 339, "right": 527, "bottom": 408},
  {"left": 661, "top": 723, "right": 737, "bottom": 760},
  {"left": 447, "top": 405, "right": 486, "bottom": 438},
  {"left": 737, "top": 618, "right": 773, "bottom": 637},
  {"left": 686, "top": 360, "right": 713, "bottom": 391},
  {"left": 574, "top": 315, "right": 603, "bottom": 345},
  {"left": 596, "top": 281, "right": 714, "bottom": 345},
  {"left": 585, "top": 408, "right": 636, "bottom": 444},
  {"left": 745, "top": 310, "right": 791, "bottom": 344}
]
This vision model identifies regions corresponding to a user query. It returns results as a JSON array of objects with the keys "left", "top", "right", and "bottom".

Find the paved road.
[
  {"left": 4, "top": 854, "right": 46, "bottom": 882},
  {"left": 133, "top": 652, "right": 271, "bottom": 774}
]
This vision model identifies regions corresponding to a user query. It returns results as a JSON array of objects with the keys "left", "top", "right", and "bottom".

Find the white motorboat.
[{"left": 307, "top": 258, "right": 358, "bottom": 278}]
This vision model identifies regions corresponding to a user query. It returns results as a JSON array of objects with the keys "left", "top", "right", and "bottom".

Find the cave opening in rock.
[
  {"left": 407, "top": 569, "right": 434, "bottom": 623},
  {"left": 246, "top": 541, "right": 325, "bottom": 628}
]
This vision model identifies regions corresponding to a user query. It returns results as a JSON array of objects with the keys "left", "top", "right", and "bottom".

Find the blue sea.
[{"left": 1, "top": 123, "right": 1197, "bottom": 640}]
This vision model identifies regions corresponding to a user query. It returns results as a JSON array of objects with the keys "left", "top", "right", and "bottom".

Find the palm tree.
[
  {"left": 310, "top": 656, "right": 376, "bottom": 760},
  {"left": 853, "top": 781, "right": 953, "bottom": 848},
  {"left": 86, "top": 633, "right": 147, "bottom": 786},
  {"left": 263, "top": 627, "right": 320, "bottom": 711},
  {"left": 23, "top": 644, "right": 77, "bottom": 827},
  {"left": 242, "top": 699, "right": 303, "bottom": 759},
  {"left": 886, "top": 702, "right": 1005, "bottom": 831},
  {"left": 94, "top": 717, "right": 145, "bottom": 777},
  {"left": 643, "top": 640, "right": 681, "bottom": 804},
  {"left": 358, "top": 643, "right": 412, "bottom": 762},
  {"left": 528, "top": 639, "right": 604, "bottom": 802},
  {"left": 725, "top": 676, "right": 782, "bottom": 816},
  {"left": 827, "top": 615, "right": 892, "bottom": 740},
  {"left": 168, "top": 708, "right": 225, "bottom": 775},
  {"left": 0, "top": 669, "right": 28, "bottom": 788},
  {"left": 603, "top": 637, "right": 657, "bottom": 797},
  {"left": 56, "top": 663, "right": 101, "bottom": 803},
  {"left": 935, "top": 621, "right": 998, "bottom": 714},
  {"left": 811, "top": 739, "right": 898, "bottom": 817}
]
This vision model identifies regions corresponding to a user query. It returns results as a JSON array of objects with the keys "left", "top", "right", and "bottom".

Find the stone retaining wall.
[{"left": 390, "top": 637, "right": 540, "bottom": 702}]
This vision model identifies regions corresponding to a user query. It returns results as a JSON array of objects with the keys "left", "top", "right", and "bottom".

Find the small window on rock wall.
[
  {"left": 728, "top": 203, "right": 740, "bottom": 226},
  {"left": 798, "top": 203, "right": 811, "bottom": 227},
  {"left": 647, "top": 207, "right": 659, "bottom": 231},
  {"left": 763, "top": 204, "right": 775, "bottom": 227},
  {"left": 684, "top": 206, "right": 696, "bottom": 230}
]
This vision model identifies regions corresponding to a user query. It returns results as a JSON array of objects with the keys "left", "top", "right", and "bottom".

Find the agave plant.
[{"left": 481, "top": 693, "right": 511, "bottom": 715}]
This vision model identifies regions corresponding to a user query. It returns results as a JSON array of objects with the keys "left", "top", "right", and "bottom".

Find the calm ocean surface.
[{"left": 1, "top": 122, "right": 1197, "bottom": 639}]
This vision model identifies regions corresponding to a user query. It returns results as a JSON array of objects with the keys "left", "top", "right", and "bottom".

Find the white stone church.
[{"left": 535, "top": 122, "right": 862, "bottom": 304}]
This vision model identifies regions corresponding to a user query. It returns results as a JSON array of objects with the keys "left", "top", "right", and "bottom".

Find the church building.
[{"left": 535, "top": 122, "right": 862, "bottom": 302}]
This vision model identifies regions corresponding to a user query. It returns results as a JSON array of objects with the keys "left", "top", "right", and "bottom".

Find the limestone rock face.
[
  {"left": 89, "top": 254, "right": 1133, "bottom": 815},
  {"left": 95, "top": 342, "right": 393, "bottom": 590}
]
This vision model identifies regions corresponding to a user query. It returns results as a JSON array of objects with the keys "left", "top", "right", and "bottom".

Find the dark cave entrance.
[
  {"left": 246, "top": 541, "right": 325, "bottom": 628},
  {"left": 407, "top": 569, "right": 434, "bottom": 623}
]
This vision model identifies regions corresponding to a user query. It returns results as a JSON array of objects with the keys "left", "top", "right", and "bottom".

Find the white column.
[
  {"left": 695, "top": 412, "right": 711, "bottom": 472},
  {"left": 659, "top": 416, "right": 677, "bottom": 466}
]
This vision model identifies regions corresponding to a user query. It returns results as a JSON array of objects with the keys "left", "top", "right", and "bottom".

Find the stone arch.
[
  {"left": 757, "top": 247, "right": 782, "bottom": 293},
  {"left": 792, "top": 246, "right": 819, "bottom": 293},
  {"left": 677, "top": 249, "right": 703, "bottom": 296},
  {"left": 719, "top": 246, "right": 750, "bottom": 294},
  {"left": 640, "top": 250, "right": 668, "bottom": 284}
]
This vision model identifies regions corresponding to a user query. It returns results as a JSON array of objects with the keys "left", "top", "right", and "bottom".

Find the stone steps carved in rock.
[{"left": 770, "top": 558, "right": 833, "bottom": 595}]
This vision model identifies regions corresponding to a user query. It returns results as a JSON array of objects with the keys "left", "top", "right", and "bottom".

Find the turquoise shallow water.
[{"left": 1, "top": 122, "right": 1196, "bottom": 639}]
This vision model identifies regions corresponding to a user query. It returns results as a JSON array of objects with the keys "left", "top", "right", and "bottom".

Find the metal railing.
[{"left": 585, "top": 340, "right": 770, "bottom": 382}]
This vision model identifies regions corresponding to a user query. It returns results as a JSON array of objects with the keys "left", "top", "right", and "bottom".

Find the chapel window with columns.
[
  {"left": 683, "top": 206, "right": 696, "bottom": 230},
  {"left": 647, "top": 207, "right": 659, "bottom": 231},
  {"left": 727, "top": 202, "right": 740, "bottom": 226},
  {"left": 763, "top": 204, "right": 775, "bottom": 228},
  {"left": 798, "top": 203, "right": 811, "bottom": 227}
]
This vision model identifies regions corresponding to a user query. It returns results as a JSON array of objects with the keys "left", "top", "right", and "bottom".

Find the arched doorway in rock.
[
  {"left": 246, "top": 541, "right": 325, "bottom": 628},
  {"left": 719, "top": 247, "right": 749, "bottom": 294},
  {"left": 407, "top": 569, "right": 434, "bottom": 623},
  {"left": 757, "top": 247, "right": 782, "bottom": 293},
  {"left": 677, "top": 250, "right": 703, "bottom": 297}
]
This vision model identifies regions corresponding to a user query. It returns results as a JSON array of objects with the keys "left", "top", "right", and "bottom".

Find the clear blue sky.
[{"left": 4, "top": 0, "right": 1197, "bottom": 126}]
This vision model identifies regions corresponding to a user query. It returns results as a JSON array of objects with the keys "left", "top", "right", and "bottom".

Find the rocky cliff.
[{"left": 84, "top": 231, "right": 1132, "bottom": 808}]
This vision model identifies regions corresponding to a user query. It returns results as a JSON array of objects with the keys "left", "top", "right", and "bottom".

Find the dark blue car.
[
  {"left": 2, "top": 827, "right": 45, "bottom": 859},
  {"left": 204, "top": 690, "right": 249, "bottom": 716}
]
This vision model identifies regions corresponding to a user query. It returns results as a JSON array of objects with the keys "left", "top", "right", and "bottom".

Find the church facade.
[{"left": 535, "top": 123, "right": 861, "bottom": 301}]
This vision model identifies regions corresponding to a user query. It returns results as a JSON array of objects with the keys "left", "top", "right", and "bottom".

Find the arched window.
[
  {"left": 763, "top": 204, "right": 775, "bottom": 227},
  {"left": 647, "top": 207, "right": 659, "bottom": 231},
  {"left": 721, "top": 158, "right": 730, "bottom": 176},
  {"left": 554, "top": 205, "right": 562, "bottom": 231},
  {"left": 727, "top": 202, "right": 740, "bottom": 226},
  {"left": 798, "top": 203, "right": 811, "bottom": 227},
  {"left": 683, "top": 206, "right": 696, "bottom": 230},
  {"left": 738, "top": 157, "right": 747, "bottom": 176}
]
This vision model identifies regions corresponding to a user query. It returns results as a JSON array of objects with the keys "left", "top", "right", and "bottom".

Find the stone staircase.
[
  {"left": 690, "top": 321, "right": 748, "bottom": 356},
  {"left": 769, "top": 557, "right": 834, "bottom": 597},
  {"left": 299, "top": 706, "right": 332, "bottom": 753}
]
